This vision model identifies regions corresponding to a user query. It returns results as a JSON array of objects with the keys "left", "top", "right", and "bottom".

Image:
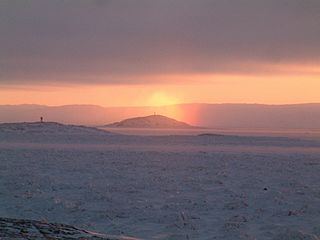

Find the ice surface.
[{"left": 0, "top": 122, "right": 320, "bottom": 239}]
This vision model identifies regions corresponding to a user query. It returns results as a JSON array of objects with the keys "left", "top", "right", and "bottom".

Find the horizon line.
[{"left": 1, "top": 102, "right": 320, "bottom": 108}]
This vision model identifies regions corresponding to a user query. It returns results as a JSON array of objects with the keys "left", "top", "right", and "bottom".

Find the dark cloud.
[{"left": 0, "top": 0, "right": 320, "bottom": 84}]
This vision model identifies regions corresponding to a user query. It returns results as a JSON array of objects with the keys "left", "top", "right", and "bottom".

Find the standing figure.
[{"left": 40, "top": 117, "right": 43, "bottom": 123}]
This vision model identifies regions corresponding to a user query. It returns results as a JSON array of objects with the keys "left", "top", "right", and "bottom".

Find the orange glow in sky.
[
  {"left": 1, "top": 72, "right": 320, "bottom": 108},
  {"left": 147, "top": 92, "right": 179, "bottom": 106}
]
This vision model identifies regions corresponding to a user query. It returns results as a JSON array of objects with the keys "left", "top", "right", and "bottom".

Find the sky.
[{"left": 1, "top": 0, "right": 320, "bottom": 106}]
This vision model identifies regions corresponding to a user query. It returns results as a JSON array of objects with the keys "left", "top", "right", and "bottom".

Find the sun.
[
  {"left": 146, "top": 91, "right": 186, "bottom": 122},
  {"left": 148, "top": 92, "right": 178, "bottom": 106}
]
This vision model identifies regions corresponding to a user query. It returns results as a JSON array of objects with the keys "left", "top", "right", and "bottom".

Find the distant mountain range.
[
  {"left": 1, "top": 103, "right": 320, "bottom": 129},
  {"left": 105, "top": 115, "right": 195, "bottom": 128}
]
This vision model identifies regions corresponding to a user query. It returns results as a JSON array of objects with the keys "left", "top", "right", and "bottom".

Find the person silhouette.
[{"left": 40, "top": 117, "right": 43, "bottom": 123}]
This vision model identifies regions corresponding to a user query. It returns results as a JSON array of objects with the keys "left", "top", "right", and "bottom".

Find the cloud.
[{"left": 0, "top": 0, "right": 320, "bottom": 85}]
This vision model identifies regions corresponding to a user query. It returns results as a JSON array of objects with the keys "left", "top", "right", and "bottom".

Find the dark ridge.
[
  {"left": 197, "top": 133, "right": 225, "bottom": 137},
  {"left": 0, "top": 217, "right": 139, "bottom": 240}
]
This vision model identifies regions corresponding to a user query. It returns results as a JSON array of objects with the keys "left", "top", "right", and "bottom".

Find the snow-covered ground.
[{"left": 0, "top": 122, "right": 320, "bottom": 239}]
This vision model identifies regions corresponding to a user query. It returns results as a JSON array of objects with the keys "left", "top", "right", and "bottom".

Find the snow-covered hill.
[
  {"left": 0, "top": 122, "right": 109, "bottom": 134},
  {"left": 0, "top": 122, "right": 117, "bottom": 144},
  {"left": 105, "top": 115, "right": 195, "bottom": 128}
]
